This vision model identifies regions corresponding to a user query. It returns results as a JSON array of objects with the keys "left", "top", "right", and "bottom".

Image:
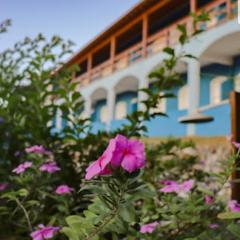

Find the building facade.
[{"left": 59, "top": 0, "right": 240, "bottom": 137}]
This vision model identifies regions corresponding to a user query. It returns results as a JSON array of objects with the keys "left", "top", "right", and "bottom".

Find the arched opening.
[
  {"left": 90, "top": 88, "right": 108, "bottom": 123},
  {"left": 114, "top": 76, "right": 139, "bottom": 120},
  {"left": 192, "top": 31, "right": 240, "bottom": 136},
  {"left": 199, "top": 32, "right": 240, "bottom": 107},
  {"left": 148, "top": 60, "right": 188, "bottom": 114}
]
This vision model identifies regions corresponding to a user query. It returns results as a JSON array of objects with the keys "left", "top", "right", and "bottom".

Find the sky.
[{"left": 1, "top": 0, "right": 140, "bottom": 52}]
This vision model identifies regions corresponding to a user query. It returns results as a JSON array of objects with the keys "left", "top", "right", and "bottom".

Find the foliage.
[{"left": 0, "top": 13, "right": 239, "bottom": 240}]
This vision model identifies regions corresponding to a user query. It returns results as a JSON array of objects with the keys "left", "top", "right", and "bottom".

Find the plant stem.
[
  {"left": 84, "top": 184, "right": 125, "bottom": 240},
  {"left": 85, "top": 208, "right": 118, "bottom": 240},
  {"left": 15, "top": 198, "right": 33, "bottom": 232}
]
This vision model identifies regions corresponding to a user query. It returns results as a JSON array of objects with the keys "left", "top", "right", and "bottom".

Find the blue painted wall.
[
  {"left": 89, "top": 58, "right": 240, "bottom": 137},
  {"left": 145, "top": 87, "right": 188, "bottom": 136},
  {"left": 196, "top": 103, "right": 230, "bottom": 136},
  {"left": 91, "top": 99, "right": 107, "bottom": 123},
  {"left": 222, "top": 80, "right": 233, "bottom": 100},
  {"left": 91, "top": 99, "right": 107, "bottom": 133},
  {"left": 200, "top": 64, "right": 233, "bottom": 107}
]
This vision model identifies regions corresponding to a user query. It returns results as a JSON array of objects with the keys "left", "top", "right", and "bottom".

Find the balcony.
[{"left": 74, "top": 0, "right": 237, "bottom": 87}]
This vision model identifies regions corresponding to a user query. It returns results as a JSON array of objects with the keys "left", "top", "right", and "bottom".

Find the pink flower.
[
  {"left": 228, "top": 200, "right": 240, "bottom": 212},
  {"left": 159, "top": 180, "right": 179, "bottom": 193},
  {"left": 85, "top": 134, "right": 145, "bottom": 180},
  {"left": 205, "top": 195, "right": 214, "bottom": 205},
  {"left": 12, "top": 161, "right": 32, "bottom": 174},
  {"left": 159, "top": 180, "right": 194, "bottom": 194},
  {"left": 40, "top": 161, "right": 60, "bottom": 173},
  {"left": 55, "top": 185, "right": 74, "bottom": 195},
  {"left": 25, "top": 145, "right": 51, "bottom": 155},
  {"left": 0, "top": 183, "right": 8, "bottom": 191},
  {"left": 209, "top": 224, "right": 219, "bottom": 229},
  {"left": 140, "top": 221, "right": 159, "bottom": 234},
  {"left": 180, "top": 180, "right": 194, "bottom": 193},
  {"left": 232, "top": 141, "right": 240, "bottom": 149},
  {"left": 30, "top": 224, "right": 60, "bottom": 240}
]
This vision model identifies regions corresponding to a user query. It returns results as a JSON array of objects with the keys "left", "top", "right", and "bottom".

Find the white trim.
[{"left": 198, "top": 99, "right": 229, "bottom": 111}]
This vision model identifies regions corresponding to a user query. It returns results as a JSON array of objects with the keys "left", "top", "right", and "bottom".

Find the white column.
[
  {"left": 84, "top": 98, "right": 92, "bottom": 119},
  {"left": 138, "top": 78, "right": 149, "bottom": 111},
  {"left": 106, "top": 88, "right": 116, "bottom": 130},
  {"left": 187, "top": 59, "right": 201, "bottom": 136}
]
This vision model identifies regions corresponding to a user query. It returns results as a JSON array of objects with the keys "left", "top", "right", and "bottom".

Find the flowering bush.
[
  {"left": 0, "top": 145, "right": 76, "bottom": 238},
  {"left": 1, "top": 14, "right": 240, "bottom": 240}
]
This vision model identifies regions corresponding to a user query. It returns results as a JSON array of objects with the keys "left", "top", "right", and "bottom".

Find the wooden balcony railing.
[{"left": 77, "top": 0, "right": 237, "bottom": 87}]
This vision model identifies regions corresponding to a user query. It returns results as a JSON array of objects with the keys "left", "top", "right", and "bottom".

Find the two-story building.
[{"left": 56, "top": 0, "right": 240, "bottom": 137}]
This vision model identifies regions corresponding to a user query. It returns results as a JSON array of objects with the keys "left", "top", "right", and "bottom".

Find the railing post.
[
  {"left": 190, "top": 0, "right": 197, "bottom": 13},
  {"left": 142, "top": 14, "right": 148, "bottom": 58},
  {"left": 110, "top": 37, "right": 116, "bottom": 73},
  {"left": 87, "top": 54, "right": 92, "bottom": 83},
  {"left": 230, "top": 91, "right": 240, "bottom": 201},
  {"left": 226, "top": 0, "right": 232, "bottom": 19}
]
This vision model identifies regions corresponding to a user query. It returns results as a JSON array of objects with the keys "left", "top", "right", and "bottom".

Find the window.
[
  {"left": 131, "top": 98, "right": 138, "bottom": 104},
  {"left": 150, "top": 93, "right": 166, "bottom": 114},
  {"left": 210, "top": 76, "right": 227, "bottom": 105},
  {"left": 115, "top": 101, "right": 127, "bottom": 120},
  {"left": 178, "top": 85, "right": 189, "bottom": 110},
  {"left": 100, "top": 105, "right": 108, "bottom": 123}
]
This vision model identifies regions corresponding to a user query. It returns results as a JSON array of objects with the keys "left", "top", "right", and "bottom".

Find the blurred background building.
[{"left": 55, "top": 0, "right": 240, "bottom": 137}]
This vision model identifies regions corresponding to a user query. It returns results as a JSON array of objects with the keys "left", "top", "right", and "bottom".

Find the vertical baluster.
[
  {"left": 87, "top": 54, "right": 92, "bottom": 83},
  {"left": 226, "top": 0, "right": 232, "bottom": 19},
  {"left": 110, "top": 37, "right": 116, "bottom": 73},
  {"left": 142, "top": 14, "right": 148, "bottom": 58}
]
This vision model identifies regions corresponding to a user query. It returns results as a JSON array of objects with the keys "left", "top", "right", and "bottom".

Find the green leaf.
[
  {"left": 163, "top": 47, "right": 175, "bottom": 56},
  {"left": 218, "top": 212, "right": 240, "bottom": 219},
  {"left": 227, "top": 223, "right": 240, "bottom": 239},
  {"left": 119, "top": 203, "right": 135, "bottom": 223},
  {"left": 16, "top": 188, "right": 29, "bottom": 197}
]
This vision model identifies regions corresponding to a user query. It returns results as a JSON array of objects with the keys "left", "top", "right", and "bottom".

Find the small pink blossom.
[
  {"left": 140, "top": 221, "right": 159, "bottom": 234},
  {"left": 232, "top": 141, "right": 240, "bottom": 149},
  {"left": 25, "top": 145, "right": 51, "bottom": 155},
  {"left": 30, "top": 224, "right": 60, "bottom": 240},
  {"left": 85, "top": 134, "right": 145, "bottom": 180},
  {"left": 180, "top": 180, "right": 194, "bottom": 192},
  {"left": 228, "top": 200, "right": 240, "bottom": 212},
  {"left": 160, "top": 179, "right": 194, "bottom": 194},
  {"left": 12, "top": 161, "right": 32, "bottom": 174},
  {"left": 40, "top": 161, "right": 60, "bottom": 173},
  {"left": 55, "top": 185, "right": 74, "bottom": 195},
  {"left": 14, "top": 151, "right": 21, "bottom": 157},
  {"left": 205, "top": 195, "right": 214, "bottom": 205},
  {"left": 209, "top": 224, "right": 219, "bottom": 229},
  {"left": 159, "top": 180, "right": 179, "bottom": 193},
  {"left": 0, "top": 183, "right": 8, "bottom": 191}
]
